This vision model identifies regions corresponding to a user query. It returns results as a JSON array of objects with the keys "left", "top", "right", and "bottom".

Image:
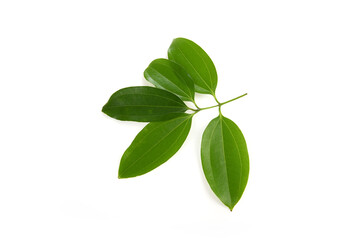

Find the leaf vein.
[
  {"left": 120, "top": 117, "right": 190, "bottom": 176},
  {"left": 148, "top": 67, "right": 192, "bottom": 99},
  {"left": 183, "top": 40, "right": 215, "bottom": 90},
  {"left": 219, "top": 118, "right": 232, "bottom": 206},
  {"left": 117, "top": 92, "right": 185, "bottom": 106},
  {"left": 174, "top": 46, "right": 212, "bottom": 92}
]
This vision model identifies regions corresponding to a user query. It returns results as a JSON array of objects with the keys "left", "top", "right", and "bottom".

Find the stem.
[
  {"left": 212, "top": 93, "right": 221, "bottom": 105},
  {"left": 187, "top": 107, "right": 199, "bottom": 112},
  {"left": 193, "top": 101, "right": 201, "bottom": 110},
  {"left": 219, "top": 93, "right": 247, "bottom": 106},
  {"left": 197, "top": 104, "right": 219, "bottom": 111},
  {"left": 187, "top": 93, "right": 247, "bottom": 113}
]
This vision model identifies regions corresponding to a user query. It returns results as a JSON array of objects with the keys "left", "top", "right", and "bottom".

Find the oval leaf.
[
  {"left": 168, "top": 38, "right": 217, "bottom": 95},
  {"left": 102, "top": 86, "right": 188, "bottom": 122},
  {"left": 118, "top": 114, "right": 192, "bottom": 178},
  {"left": 201, "top": 115, "right": 249, "bottom": 211},
  {"left": 144, "top": 58, "right": 195, "bottom": 102}
]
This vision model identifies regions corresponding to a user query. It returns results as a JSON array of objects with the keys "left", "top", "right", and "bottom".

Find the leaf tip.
[
  {"left": 118, "top": 169, "right": 128, "bottom": 179},
  {"left": 228, "top": 202, "right": 239, "bottom": 212},
  {"left": 118, "top": 174, "right": 127, "bottom": 179},
  {"left": 101, "top": 104, "right": 108, "bottom": 114},
  {"left": 118, "top": 170, "right": 123, "bottom": 179}
]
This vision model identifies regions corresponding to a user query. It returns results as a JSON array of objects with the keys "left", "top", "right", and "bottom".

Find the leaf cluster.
[{"left": 102, "top": 38, "right": 249, "bottom": 211}]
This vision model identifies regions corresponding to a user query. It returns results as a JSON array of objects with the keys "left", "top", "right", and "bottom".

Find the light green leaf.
[
  {"left": 168, "top": 37, "right": 217, "bottom": 95},
  {"left": 201, "top": 115, "right": 249, "bottom": 211},
  {"left": 144, "top": 58, "right": 195, "bottom": 102},
  {"left": 102, "top": 86, "right": 188, "bottom": 122},
  {"left": 118, "top": 114, "right": 192, "bottom": 178}
]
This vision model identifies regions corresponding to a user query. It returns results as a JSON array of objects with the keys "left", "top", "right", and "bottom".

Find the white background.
[{"left": 1, "top": 0, "right": 359, "bottom": 239}]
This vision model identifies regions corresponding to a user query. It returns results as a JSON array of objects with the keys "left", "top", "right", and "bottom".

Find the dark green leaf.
[
  {"left": 144, "top": 58, "right": 195, "bottom": 102},
  {"left": 168, "top": 38, "right": 217, "bottom": 95},
  {"left": 201, "top": 115, "right": 249, "bottom": 211},
  {"left": 102, "top": 86, "right": 188, "bottom": 122},
  {"left": 118, "top": 114, "right": 192, "bottom": 178}
]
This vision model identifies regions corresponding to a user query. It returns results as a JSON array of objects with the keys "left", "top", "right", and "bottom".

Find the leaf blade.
[
  {"left": 144, "top": 58, "right": 195, "bottom": 102},
  {"left": 168, "top": 38, "right": 217, "bottom": 94},
  {"left": 102, "top": 86, "right": 188, "bottom": 122},
  {"left": 118, "top": 114, "right": 192, "bottom": 178},
  {"left": 201, "top": 115, "right": 249, "bottom": 210}
]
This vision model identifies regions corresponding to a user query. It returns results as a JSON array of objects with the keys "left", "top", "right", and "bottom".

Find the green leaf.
[
  {"left": 102, "top": 86, "right": 188, "bottom": 122},
  {"left": 201, "top": 115, "right": 249, "bottom": 211},
  {"left": 168, "top": 37, "right": 218, "bottom": 95},
  {"left": 118, "top": 114, "right": 192, "bottom": 178},
  {"left": 144, "top": 58, "right": 195, "bottom": 102}
]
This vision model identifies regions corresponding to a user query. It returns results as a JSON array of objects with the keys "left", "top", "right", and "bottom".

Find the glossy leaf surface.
[
  {"left": 102, "top": 86, "right": 188, "bottom": 122},
  {"left": 201, "top": 115, "right": 249, "bottom": 210},
  {"left": 118, "top": 114, "right": 192, "bottom": 178},
  {"left": 168, "top": 38, "right": 217, "bottom": 95},
  {"left": 144, "top": 58, "right": 195, "bottom": 102}
]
